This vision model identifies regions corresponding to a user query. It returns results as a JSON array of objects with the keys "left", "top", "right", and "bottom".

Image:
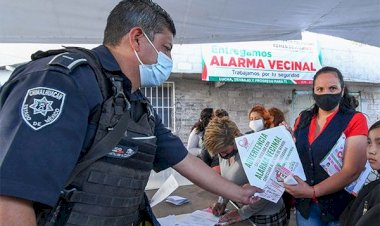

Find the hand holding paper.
[
  {"left": 284, "top": 174, "right": 298, "bottom": 185},
  {"left": 320, "top": 133, "right": 371, "bottom": 196},
  {"left": 210, "top": 202, "right": 227, "bottom": 216},
  {"left": 236, "top": 126, "right": 306, "bottom": 203},
  {"left": 283, "top": 176, "right": 314, "bottom": 199}
]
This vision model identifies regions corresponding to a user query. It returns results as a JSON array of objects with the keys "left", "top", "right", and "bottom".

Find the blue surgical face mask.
[{"left": 133, "top": 32, "right": 173, "bottom": 87}]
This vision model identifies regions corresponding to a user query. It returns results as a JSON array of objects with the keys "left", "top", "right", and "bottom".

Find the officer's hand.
[
  {"left": 240, "top": 184, "right": 262, "bottom": 205},
  {"left": 211, "top": 202, "right": 227, "bottom": 216}
]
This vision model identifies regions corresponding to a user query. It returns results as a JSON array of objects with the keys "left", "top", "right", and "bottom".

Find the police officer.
[{"left": 0, "top": 0, "right": 261, "bottom": 225}]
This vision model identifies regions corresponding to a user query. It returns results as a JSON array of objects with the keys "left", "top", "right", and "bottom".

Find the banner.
[
  {"left": 201, "top": 40, "right": 322, "bottom": 85},
  {"left": 236, "top": 126, "right": 306, "bottom": 203}
]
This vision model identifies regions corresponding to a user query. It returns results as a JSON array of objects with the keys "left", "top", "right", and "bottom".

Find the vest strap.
[
  {"left": 48, "top": 52, "right": 88, "bottom": 73},
  {"left": 66, "top": 210, "right": 137, "bottom": 226},
  {"left": 68, "top": 190, "right": 142, "bottom": 208},
  {"left": 65, "top": 110, "right": 133, "bottom": 186},
  {"left": 87, "top": 170, "right": 147, "bottom": 189}
]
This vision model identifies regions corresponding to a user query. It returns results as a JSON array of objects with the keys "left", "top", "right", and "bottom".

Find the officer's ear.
[{"left": 128, "top": 27, "right": 145, "bottom": 52}]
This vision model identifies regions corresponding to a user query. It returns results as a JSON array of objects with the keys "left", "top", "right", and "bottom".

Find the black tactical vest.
[
  {"left": 59, "top": 104, "right": 157, "bottom": 226},
  {"left": 3, "top": 47, "right": 157, "bottom": 226}
]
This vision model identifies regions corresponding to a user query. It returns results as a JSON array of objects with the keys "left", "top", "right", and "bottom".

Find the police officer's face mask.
[{"left": 133, "top": 32, "right": 173, "bottom": 88}]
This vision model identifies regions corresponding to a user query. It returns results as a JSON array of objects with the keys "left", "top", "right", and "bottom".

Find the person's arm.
[
  {"left": 238, "top": 199, "right": 269, "bottom": 220},
  {"left": 314, "top": 135, "right": 367, "bottom": 196},
  {"left": 173, "top": 154, "right": 261, "bottom": 204},
  {"left": 285, "top": 135, "right": 367, "bottom": 198},
  {"left": 217, "top": 199, "right": 270, "bottom": 224},
  {"left": 186, "top": 129, "right": 202, "bottom": 156},
  {"left": 0, "top": 62, "right": 97, "bottom": 225},
  {"left": 223, "top": 157, "right": 273, "bottom": 220},
  {"left": 0, "top": 196, "right": 36, "bottom": 226}
]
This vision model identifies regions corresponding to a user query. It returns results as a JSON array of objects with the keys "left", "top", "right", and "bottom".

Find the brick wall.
[
  {"left": 168, "top": 39, "right": 380, "bottom": 144},
  {"left": 169, "top": 76, "right": 380, "bottom": 144}
]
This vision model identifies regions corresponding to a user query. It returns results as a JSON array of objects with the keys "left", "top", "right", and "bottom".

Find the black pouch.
[{"left": 137, "top": 193, "right": 160, "bottom": 226}]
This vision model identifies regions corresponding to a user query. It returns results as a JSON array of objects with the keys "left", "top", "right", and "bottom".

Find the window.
[{"left": 141, "top": 82, "right": 175, "bottom": 131}]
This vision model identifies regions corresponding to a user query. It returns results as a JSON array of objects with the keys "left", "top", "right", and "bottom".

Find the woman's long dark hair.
[
  {"left": 191, "top": 108, "right": 214, "bottom": 133},
  {"left": 297, "top": 66, "right": 357, "bottom": 129}
]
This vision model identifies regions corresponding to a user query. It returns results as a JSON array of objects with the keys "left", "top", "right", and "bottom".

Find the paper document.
[
  {"left": 149, "top": 174, "right": 179, "bottom": 207},
  {"left": 178, "top": 210, "right": 219, "bottom": 226},
  {"left": 157, "top": 215, "right": 177, "bottom": 226},
  {"left": 320, "top": 133, "right": 372, "bottom": 196},
  {"left": 236, "top": 126, "right": 306, "bottom": 203},
  {"left": 158, "top": 210, "right": 219, "bottom": 226},
  {"left": 165, "top": 195, "right": 189, "bottom": 205},
  {"left": 284, "top": 174, "right": 298, "bottom": 185}
]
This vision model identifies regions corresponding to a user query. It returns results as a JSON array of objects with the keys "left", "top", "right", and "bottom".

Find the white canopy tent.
[
  {"left": 0, "top": 0, "right": 379, "bottom": 189},
  {"left": 0, "top": 0, "right": 379, "bottom": 47}
]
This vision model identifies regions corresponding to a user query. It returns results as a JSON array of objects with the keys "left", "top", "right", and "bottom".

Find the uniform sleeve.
[
  {"left": 344, "top": 112, "right": 368, "bottom": 137},
  {"left": 153, "top": 111, "right": 188, "bottom": 172},
  {"left": 186, "top": 128, "right": 202, "bottom": 156},
  {"left": 0, "top": 66, "right": 91, "bottom": 206}
]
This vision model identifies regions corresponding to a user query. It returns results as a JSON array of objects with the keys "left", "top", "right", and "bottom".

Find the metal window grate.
[{"left": 141, "top": 82, "right": 175, "bottom": 131}]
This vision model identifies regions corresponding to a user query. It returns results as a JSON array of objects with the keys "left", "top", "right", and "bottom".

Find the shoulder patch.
[
  {"left": 48, "top": 52, "right": 88, "bottom": 73},
  {"left": 21, "top": 87, "right": 66, "bottom": 130},
  {"left": 107, "top": 145, "right": 137, "bottom": 159}
]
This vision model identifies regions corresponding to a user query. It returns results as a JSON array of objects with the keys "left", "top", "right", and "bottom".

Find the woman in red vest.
[{"left": 284, "top": 66, "right": 368, "bottom": 226}]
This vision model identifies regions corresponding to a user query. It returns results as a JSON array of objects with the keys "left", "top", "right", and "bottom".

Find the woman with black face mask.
[
  {"left": 204, "top": 117, "right": 288, "bottom": 226},
  {"left": 284, "top": 66, "right": 368, "bottom": 226}
]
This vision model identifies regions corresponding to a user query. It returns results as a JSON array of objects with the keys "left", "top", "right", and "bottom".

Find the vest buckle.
[
  {"left": 110, "top": 76, "right": 131, "bottom": 112},
  {"left": 60, "top": 187, "right": 77, "bottom": 201}
]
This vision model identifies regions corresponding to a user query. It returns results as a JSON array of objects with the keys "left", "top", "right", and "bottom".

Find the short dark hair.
[
  {"left": 103, "top": 0, "right": 176, "bottom": 45},
  {"left": 214, "top": 109, "right": 229, "bottom": 118},
  {"left": 268, "top": 107, "right": 285, "bottom": 126},
  {"left": 369, "top": 120, "right": 380, "bottom": 133}
]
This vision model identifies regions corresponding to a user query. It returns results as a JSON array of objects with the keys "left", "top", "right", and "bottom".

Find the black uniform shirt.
[{"left": 0, "top": 45, "right": 187, "bottom": 207}]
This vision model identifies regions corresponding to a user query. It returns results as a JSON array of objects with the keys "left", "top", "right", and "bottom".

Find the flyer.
[
  {"left": 150, "top": 174, "right": 179, "bottom": 207},
  {"left": 236, "top": 126, "right": 306, "bottom": 202},
  {"left": 320, "top": 133, "right": 372, "bottom": 196}
]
